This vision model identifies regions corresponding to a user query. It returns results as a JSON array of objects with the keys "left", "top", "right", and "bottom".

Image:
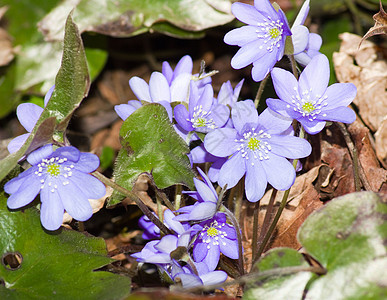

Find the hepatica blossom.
[
  {"left": 174, "top": 82, "right": 229, "bottom": 134},
  {"left": 266, "top": 54, "right": 357, "bottom": 134},
  {"left": 204, "top": 100, "right": 311, "bottom": 202},
  {"left": 4, "top": 145, "right": 106, "bottom": 231},
  {"left": 224, "top": 0, "right": 291, "bottom": 82},
  {"left": 291, "top": 0, "right": 322, "bottom": 66},
  {"left": 7, "top": 85, "right": 55, "bottom": 154},
  {"left": 192, "top": 212, "right": 238, "bottom": 271}
]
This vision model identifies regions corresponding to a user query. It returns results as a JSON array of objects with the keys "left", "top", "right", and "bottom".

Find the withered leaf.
[{"left": 359, "top": 0, "right": 387, "bottom": 47}]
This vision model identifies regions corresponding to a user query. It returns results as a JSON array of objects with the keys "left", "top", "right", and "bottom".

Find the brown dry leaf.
[
  {"left": 320, "top": 126, "right": 357, "bottom": 197},
  {"left": 347, "top": 119, "right": 387, "bottom": 192},
  {"left": 257, "top": 165, "right": 325, "bottom": 250},
  {"left": 359, "top": 1, "right": 387, "bottom": 47},
  {"left": 0, "top": 6, "right": 14, "bottom": 66},
  {"left": 333, "top": 32, "right": 387, "bottom": 132},
  {"left": 375, "top": 117, "right": 387, "bottom": 168}
]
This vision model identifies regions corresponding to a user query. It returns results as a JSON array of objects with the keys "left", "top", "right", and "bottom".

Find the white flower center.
[
  {"left": 200, "top": 220, "right": 228, "bottom": 249},
  {"left": 34, "top": 157, "right": 74, "bottom": 193},
  {"left": 188, "top": 105, "right": 216, "bottom": 130},
  {"left": 256, "top": 17, "right": 284, "bottom": 52},
  {"left": 287, "top": 87, "right": 329, "bottom": 121},
  {"left": 235, "top": 129, "right": 272, "bottom": 166}
]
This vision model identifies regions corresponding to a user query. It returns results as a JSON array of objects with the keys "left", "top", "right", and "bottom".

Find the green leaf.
[
  {"left": 0, "top": 13, "right": 90, "bottom": 182},
  {"left": 0, "top": 193, "right": 131, "bottom": 299},
  {"left": 110, "top": 103, "right": 194, "bottom": 205},
  {"left": 38, "top": 0, "right": 234, "bottom": 40},
  {"left": 243, "top": 192, "right": 387, "bottom": 300},
  {"left": 244, "top": 248, "right": 313, "bottom": 300},
  {"left": 298, "top": 191, "right": 387, "bottom": 299}
]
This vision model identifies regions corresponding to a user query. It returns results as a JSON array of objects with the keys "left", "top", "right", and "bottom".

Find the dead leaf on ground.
[
  {"left": 347, "top": 119, "right": 387, "bottom": 192},
  {"left": 375, "top": 117, "right": 387, "bottom": 168},
  {"left": 333, "top": 32, "right": 387, "bottom": 133}
]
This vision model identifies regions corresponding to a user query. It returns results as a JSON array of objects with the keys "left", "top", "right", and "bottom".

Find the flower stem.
[
  {"left": 92, "top": 171, "right": 172, "bottom": 236},
  {"left": 252, "top": 126, "right": 305, "bottom": 261},
  {"left": 288, "top": 54, "right": 299, "bottom": 79},
  {"left": 251, "top": 201, "right": 260, "bottom": 264},
  {"left": 222, "top": 205, "right": 245, "bottom": 275},
  {"left": 174, "top": 184, "right": 183, "bottom": 210},
  {"left": 254, "top": 73, "right": 270, "bottom": 109}
]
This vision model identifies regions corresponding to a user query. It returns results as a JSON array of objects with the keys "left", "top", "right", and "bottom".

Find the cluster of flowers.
[
  {"left": 4, "top": 0, "right": 357, "bottom": 289},
  {"left": 133, "top": 168, "right": 238, "bottom": 288}
]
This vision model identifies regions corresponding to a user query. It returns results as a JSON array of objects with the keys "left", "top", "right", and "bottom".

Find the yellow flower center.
[
  {"left": 302, "top": 102, "right": 316, "bottom": 113},
  {"left": 46, "top": 163, "right": 60, "bottom": 176},
  {"left": 269, "top": 28, "right": 280, "bottom": 39},
  {"left": 206, "top": 227, "right": 218, "bottom": 237},
  {"left": 247, "top": 137, "right": 260, "bottom": 151},
  {"left": 195, "top": 117, "right": 207, "bottom": 127}
]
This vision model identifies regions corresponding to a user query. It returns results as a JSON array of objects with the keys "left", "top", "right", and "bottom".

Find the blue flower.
[
  {"left": 114, "top": 71, "right": 191, "bottom": 121},
  {"left": 204, "top": 100, "right": 312, "bottom": 202},
  {"left": 7, "top": 85, "right": 55, "bottom": 154},
  {"left": 162, "top": 54, "right": 193, "bottom": 85},
  {"left": 4, "top": 145, "right": 106, "bottom": 230},
  {"left": 224, "top": 0, "right": 291, "bottom": 82},
  {"left": 138, "top": 214, "right": 160, "bottom": 240},
  {"left": 174, "top": 82, "right": 230, "bottom": 134},
  {"left": 192, "top": 213, "right": 239, "bottom": 271},
  {"left": 174, "top": 167, "right": 218, "bottom": 222},
  {"left": 266, "top": 54, "right": 357, "bottom": 134},
  {"left": 291, "top": 0, "right": 322, "bottom": 66}
]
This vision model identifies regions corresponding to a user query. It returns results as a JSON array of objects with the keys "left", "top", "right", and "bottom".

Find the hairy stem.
[
  {"left": 222, "top": 205, "right": 245, "bottom": 275},
  {"left": 254, "top": 73, "right": 270, "bottom": 109},
  {"left": 92, "top": 171, "right": 172, "bottom": 236}
]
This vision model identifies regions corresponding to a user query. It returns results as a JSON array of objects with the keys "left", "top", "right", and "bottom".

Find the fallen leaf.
[
  {"left": 375, "top": 117, "right": 387, "bottom": 168},
  {"left": 333, "top": 32, "right": 387, "bottom": 132},
  {"left": 359, "top": 0, "right": 387, "bottom": 47}
]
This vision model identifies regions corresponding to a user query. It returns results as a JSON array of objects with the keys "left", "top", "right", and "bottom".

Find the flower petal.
[
  {"left": 200, "top": 270, "right": 228, "bottom": 286},
  {"left": 40, "top": 187, "right": 64, "bottom": 231},
  {"left": 261, "top": 154, "right": 296, "bottom": 190},
  {"left": 195, "top": 180, "right": 217, "bottom": 203},
  {"left": 149, "top": 72, "right": 171, "bottom": 103},
  {"left": 16, "top": 103, "right": 43, "bottom": 132},
  {"left": 193, "top": 242, "right": 209, "bottom": 262},
  {"left": 251, "top": 50, "right": 278, "bottom": 82},
  {"left": 204, "top": 128, "right": 239, "bottom": 157},
  {"left": 44, "top": 85, "right": 56, "bottom": 106},
  {"left": 52, "top": 146, "right": 80, "bottom": 162},
  {"left": 319, "top": 107, "right": 356, "bottom": 123},
  {"left": 7, "top": 176, "right": 41, "bottom": 209},
  {"left": 73, "top": 152, "right": 100, "bottom": 173},
  {"left": 57, "top": 182, "right": 93, "bottom": 221},
  {"left": 292, "top": 0, "right": 310, "bottom": 27},
  {"left": 230, "top": 40, "right": 266, "bottom": 69},
  {"left": 291, "top": 25, "right": 309, "bottom": 54},
  {"left": 27, "top": 144, "right": 53, "bottom": 165},
  {"left": 232, "top": 100, "right": 258, "bottom": 133},
  {"left": 269, "top": 135, "right": 312, "bottom": 159},
  {"left": 301, "top": 120, "right": 326, "bottom": 135},
  {"left": 224, "top": 26, "right": 261, "bottom": 47},
  {"left": 298, "top": 54, "right": 329, "bottom": 99},
  {"left": 174, "top": 55, "right": 193, "bottom": 77},
  {"left": 4, "top": 168, "right": 35, "bottom": 194},
  {"left": 170, "top": 73, "right": 191, "bottom": 102},
  {"left": 155, "top": 235, "right": 178, "bottom": 254},
  {"left": 162, "top": 61, "right": 173, "bottom": 84},
  {"left": 245, "top": 161, "right": 267, "bottom": 202},
  {"left": 7, "top": 133, "right": 30, "bottom": 154},
  {"left": 129, "top": 76, "right": 151, "bottom": 101},
  {"left": 308, "top": 33, "right": 322, "bottom": 50},
  {"left": 164, "top": 209, "right": 185, "bottom": 234},
  {"left": 176, "top": 273, "right": 202, "bottom": 288},
  {"left": 211, "top": 104, "right": 230, "bottom": 128},
  {"left": 68, "top": 171, "right": 106, "bottom": 199},
  {"left": 174, "top": 104, "right": 193, "bottom": 132},
  {"left": 271, "top": 67, "right": 300, "bottom": 105},
  {"left": 203, "top": 244, "right": 220, "bottom": 271},
  {"left": 218, "top": 151, "right": 246, "bottom": 189},
  {"left": 324, "top": 83, "right": 357, "bottom": 109},
  {"left": 258, "top": 107, "right": 293, "bottom": 133},
  {"left": 114, "top": 100, "right": 142, "bottom": 120},
  {"left": 231, "top": 2, "right": 263, "bottom": 25}
]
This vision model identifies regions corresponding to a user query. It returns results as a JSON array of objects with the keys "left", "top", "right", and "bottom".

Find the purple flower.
[
  {"left": 174, "top": 83, "right": 230, "bottom": 134},
  {"left": 7, "top": 85, "right": 55, "bottom": 154},
  {"left": 224, "top": 0, "right": 292, "bottom": 82},
  {"left": 204, "top": 100, "right": 311, "bottom": 202},
  {"left": 266, "top": 54, "right": 357, "bottom": 134},
  {"left": 291, "top": 0, "right": 322, "bottom": 66},
  {"left": 114, "top": 71, "right": 191, "bottom": 121},
  {"left": 174, "top": 168, "right": 218, "bottom": 222},
  {"left": 192, "top": 213, "right": 239, "bottom": 271},
  {"left": 162, "top": 55, "right": 193, "bottom": 85},
  {"left": 4, "top": 145, "right": 106, "bottom": 230},
  {"left": 138, "top": 214, "right": 160, "bottom": 240}
]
